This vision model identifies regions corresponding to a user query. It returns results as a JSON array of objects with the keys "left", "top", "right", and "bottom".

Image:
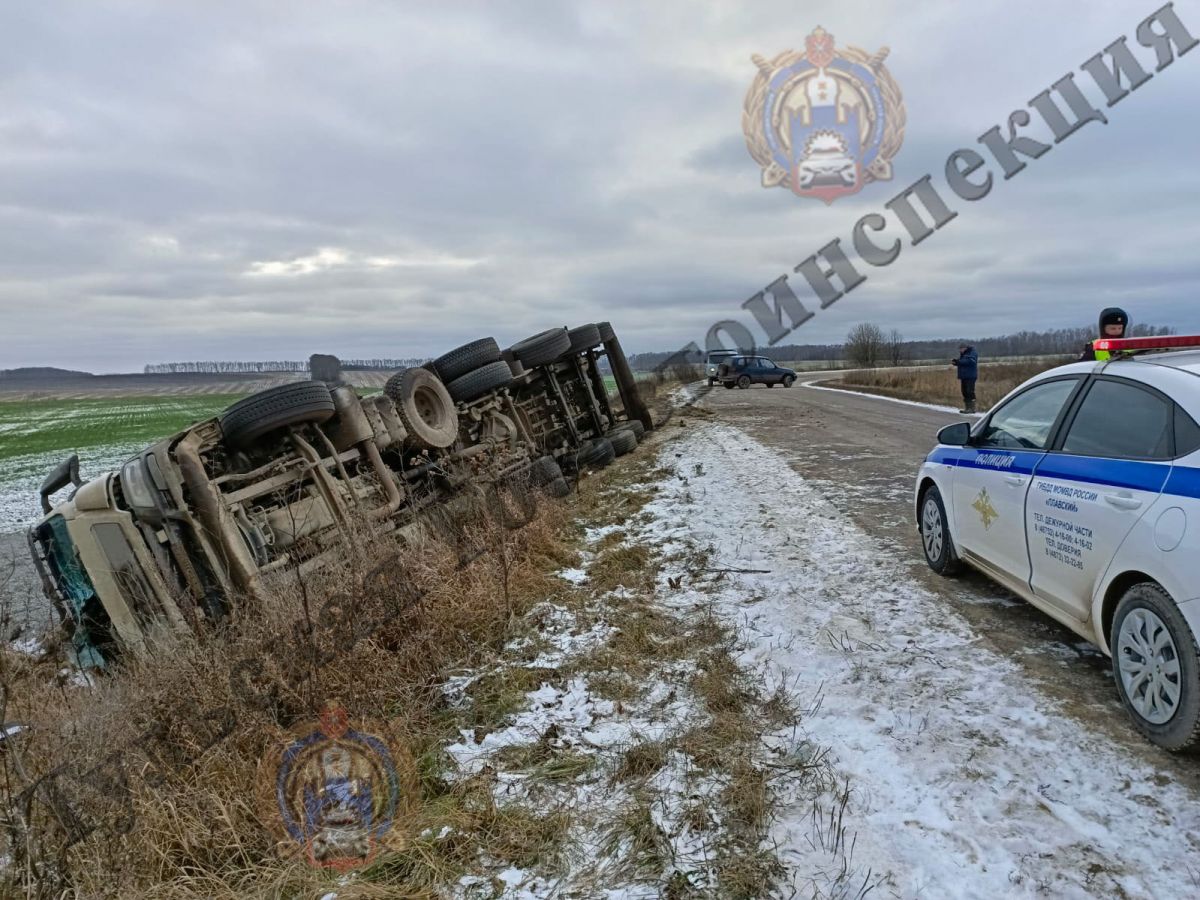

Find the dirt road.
[{"left": 698, "top": 373, "right": 1200, "bottom": 793}]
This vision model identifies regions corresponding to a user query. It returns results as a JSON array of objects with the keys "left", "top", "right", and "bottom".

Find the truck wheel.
[
  {"left": 1112, "top": 583, "right": 1200, "bottom": 752},
  {"left": 919, "top": 485, "right": 962, "bottom": 576},
  {"left": 388, "top": 367, "right": 458, "bottom": 449},
  {"left": 723, "top": 381, "right": 735, "bottom": 390},
  {"left": 707, "top": 377, "right": 715, "bottom": 387},
  {"left": 433, "top": 338, "right": 500, "bottom": 383},
  {"left": 597, "top": 321, "right": 615, "bottom": 342},
  {"left": 564, "top": 324, "right": 601, "bottom": 356},
  {"left": 614, "top": 420, "right": 644, "bottom": 442},
  {"left": 529, "top": 455, "right": 563, "bottom": 487},
  {"left": 220, "top": 381, "right": 335, "bottom": 449},
  {"left": 736, "top": 375, "right": 751, "bottom": 390},
  {"left": 610, "top": 429, "right": 638, "bottom": 456},
  {"left": 767, "top": 382, "right": 775, "bottom": 388},
  {"left": 783, "top": 375, "right": 795, "bottom": 387},
  {"left": 581, "top": 437, "right": 615, "bottom": 468},
  {"left": 547, "top": 476, "right": 571, "bottom": 498},
  {"left": 509, "top": 327, "right": 571, "bottom": 368},
  {"left": 446, "top": 361, "right": 514, "bottom": 404}
]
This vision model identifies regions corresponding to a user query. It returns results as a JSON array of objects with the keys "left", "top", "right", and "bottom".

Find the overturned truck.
[{"left": 27, "top": 322, "right": 651, "bottom": 665}]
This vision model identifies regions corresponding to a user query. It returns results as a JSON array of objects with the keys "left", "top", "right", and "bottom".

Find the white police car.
[{"left": 915, "top": 336, "right": 1200, "bottom": 750}]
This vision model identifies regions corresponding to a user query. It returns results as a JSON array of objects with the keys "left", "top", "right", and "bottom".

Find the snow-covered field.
[
  {"left": 646, "top": 422, "right": 1200, "bottom": 897},
  {"left": 0, "top": 442, "right": 144, "bottom": 533}
]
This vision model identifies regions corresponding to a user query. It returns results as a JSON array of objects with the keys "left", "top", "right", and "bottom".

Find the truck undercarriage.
[{"left": 27, "top": 322, "right": 651, "bottom": 665}]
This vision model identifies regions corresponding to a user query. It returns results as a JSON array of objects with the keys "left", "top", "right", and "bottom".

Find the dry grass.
[
  {"left": 0, "top": 478, "right": 581, "bottom": 898},
  {"left": 828, "top": 358, "right": 1072, "bottom": 410}
]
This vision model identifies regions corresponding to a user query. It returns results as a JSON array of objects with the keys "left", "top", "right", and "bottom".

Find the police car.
[{"left": 915, "top": 335, "right": 1200, "bottom": 751}]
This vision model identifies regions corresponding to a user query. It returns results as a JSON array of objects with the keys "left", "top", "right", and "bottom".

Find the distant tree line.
[
  {"left": 142, "top": 358, "right": 428, "bottom": 375},
  {"left": 626, "top": 323, "right": 1175, "bottom": 370}
]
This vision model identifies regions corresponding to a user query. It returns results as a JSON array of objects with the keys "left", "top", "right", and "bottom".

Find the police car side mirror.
[{"left": 937, "top": 422, "right": 971, "bottom": 446}]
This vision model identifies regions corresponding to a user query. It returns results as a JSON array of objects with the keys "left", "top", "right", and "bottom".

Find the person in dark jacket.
[
  {"left": 951, "top": 343, "right": 979, "bottom": 413},
  {"left": 1078, "top": 307, "right": 1129, "bottom": 361}
]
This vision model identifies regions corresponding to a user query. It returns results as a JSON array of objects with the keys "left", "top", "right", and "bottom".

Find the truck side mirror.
[
  {"left": 39, "top": 454, "right": 82, "bottom": 514},
  {"left": 937, "top": 422, "right": 972, "bottom": 446}
]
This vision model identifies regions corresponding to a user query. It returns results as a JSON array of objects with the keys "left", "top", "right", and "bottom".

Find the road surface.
[{"left": 697, "top": 372, "right": 1200, "bottom": 790}]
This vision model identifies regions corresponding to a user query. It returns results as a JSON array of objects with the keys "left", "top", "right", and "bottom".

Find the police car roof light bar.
[{"left": 1094, "top": 334, "right": 1200, "bottom": 355}]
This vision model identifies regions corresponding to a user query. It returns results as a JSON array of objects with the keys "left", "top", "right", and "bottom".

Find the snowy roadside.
[
  {"left": 422, "top": 433, "right": 832, "bottom": 898},
  {"left": 640, "top": 422, "right": 1200, "bottom": 898}
]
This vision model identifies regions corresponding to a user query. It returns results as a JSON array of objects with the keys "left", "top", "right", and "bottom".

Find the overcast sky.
[{"left": 1, "top": 1, "right": 1198, "bottom": 372}]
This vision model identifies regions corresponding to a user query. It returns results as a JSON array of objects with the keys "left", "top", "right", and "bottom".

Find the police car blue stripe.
[
  {"left": 1164, "top": 466, "right": 1200, "bottom": 501},
  {"left": 926, "top": 447, "right": 1200, "bottom": 499},
  {"left": 1034, "top": 454, "right": 1170, "bottom": 494},
  {"left": 926, "top": 448, "right": 1042, "bottom": 475}
]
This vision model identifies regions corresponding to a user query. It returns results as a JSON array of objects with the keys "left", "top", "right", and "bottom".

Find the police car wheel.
[
  {"left": 1111, "top": 583, "right": 1200, "bottom": 752},
  {"left": 919, "top": 485, "right": 961, "bottom": 576}
]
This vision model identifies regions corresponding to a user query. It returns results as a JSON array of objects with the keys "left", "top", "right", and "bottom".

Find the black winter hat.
[{"left": 1099, "top": 307, "right": 1129, "bottom": 333}]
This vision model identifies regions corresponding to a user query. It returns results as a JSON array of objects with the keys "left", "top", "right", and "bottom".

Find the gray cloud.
[{"left": 1, "top": 0, "right": 1198, "bottom": 372}]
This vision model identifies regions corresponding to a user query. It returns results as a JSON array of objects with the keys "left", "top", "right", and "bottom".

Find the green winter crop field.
[
  {"left": 0, "top": 395, "right": 246, "bottom": 461},
  {"left": 0, "top": 394, "right": 245, "bottom": 532}
]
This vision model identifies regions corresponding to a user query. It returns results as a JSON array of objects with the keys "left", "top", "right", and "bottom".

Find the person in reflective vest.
[{"left": 1079, "top": 307, "right": 1129, "bottom": 361}]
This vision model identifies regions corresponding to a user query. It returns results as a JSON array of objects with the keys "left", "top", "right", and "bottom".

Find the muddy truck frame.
[{"left": 27, "top": 322, "right": 651, "bottom": 666}]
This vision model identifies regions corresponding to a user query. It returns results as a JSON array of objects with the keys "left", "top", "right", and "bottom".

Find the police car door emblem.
[
  {"left": 973, "top": 488, "right": 999, "bottom": 531},
  {"left": 743, "top": 27, "right": 905, "bottom": 204}
]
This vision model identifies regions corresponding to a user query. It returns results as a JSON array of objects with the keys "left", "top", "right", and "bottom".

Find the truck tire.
[
  {"left": 1112, "top": 582, "right": 1200, "bottom": 752},
  {"left": 564, "top": 324, "right": 601, "bottom": 356},
  {"left": 433, "top": 338, "right": 501, "bottom": 383},
  {"left": 509, "top": 327, "right": 570, "bottom": 368},
  {"left": 597, "top": 321, "right": 615, "bottom": 342},
  {"left": 546, "top": 476, "right": 571, "bottom": 498},
  {"left": 610, "top": 428, "right": 638, "bottom": 456},
  {"left": 529, "top": 455, "right": 563, "bottom": 487},
  {"left": 446, "top": 361, "right": 514, "bottom": 403},
  {"left": 615, "top": 420, "right": 645, "bottom": 441},
  {"left": 580, "top": 437, "right": 615, "bottom": 468},
  {"left": 220, "top": 381, "right": 335, "bottom": 449},
  {"left": 387, "top": 367, "right": 458, "bottom": 450},
  {"left": 723, "top": 381, "right": 735, "bottom": 390}
]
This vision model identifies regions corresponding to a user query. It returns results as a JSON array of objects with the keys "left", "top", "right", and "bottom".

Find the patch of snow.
[
  {"left": 636, "top": 422, "right": 1200, "bottom": 898},
  {"left": 584, "top": 524, "right": 623, "bottom": 543},
  {"left": 558, "top": 567, "right": 589, "bottom": 585},
  {"left": 9, "top": 635, "right": 44, "bottom": 656}
]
